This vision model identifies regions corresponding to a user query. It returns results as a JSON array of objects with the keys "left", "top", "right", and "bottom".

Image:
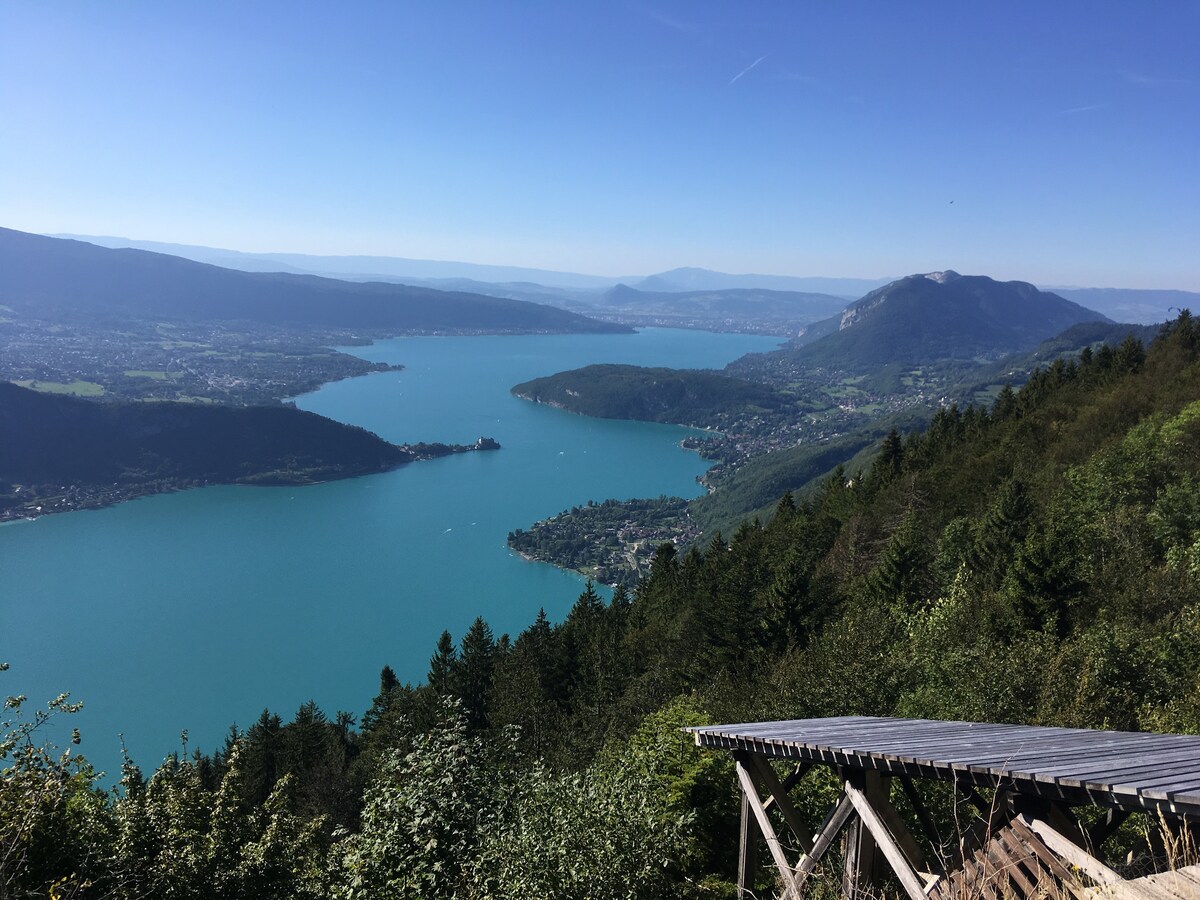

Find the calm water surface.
[{"left": 0, "top": 328, "right": 780, "bottom": 775}]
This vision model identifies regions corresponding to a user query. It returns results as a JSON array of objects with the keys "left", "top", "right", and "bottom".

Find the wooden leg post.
[
  {"left": 734, "top": 752, "right": 801, "bottom": 899},
  {"left": 843, "top": 770, "right": 884, "bottom": 900},
  {"left": 739, "top": 789, "right": 760, "bottom": 898}
]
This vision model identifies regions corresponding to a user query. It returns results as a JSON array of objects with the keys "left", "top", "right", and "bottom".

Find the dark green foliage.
[
  {"left": 427, "top": 631, "right": 457, "bottom": 698},
  {"left": 688, "top": 431, "right": 879, "bottom": 534},
  {"left": 0, "top": 382, "right": 416, "bottom": 517},
  {"left": 452, "top": 617, "right": 496, "bottom": 731}
]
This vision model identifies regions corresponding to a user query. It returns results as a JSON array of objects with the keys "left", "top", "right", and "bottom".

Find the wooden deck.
[
  {"left": 688, "top": 716, "right": 1200, "bottom": 899},
  {"left": 689, "top": 715, "right": 1200, "bottom": 817}
]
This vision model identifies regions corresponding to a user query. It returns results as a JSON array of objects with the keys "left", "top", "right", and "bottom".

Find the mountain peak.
[{"left": 792, "top": 270, "right": 1111, "bottom": 370}]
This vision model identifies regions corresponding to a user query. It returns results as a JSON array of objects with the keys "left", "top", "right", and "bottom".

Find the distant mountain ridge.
[
  {"left": 567, "top": 283, "right": 846, "bottom": 333},
  {"left": 2, "top": 229, "right": 626, "bottom": 333},
  {"left": 50, "top": 235, "right": 896, "bottom": 299},
  {"left": 633, "top": 266, "right": 893, "bottom": 297},
  {"left": 766, "top": 270, "right": 1111, "bottom": 371},
  {"left": 1049, "top": 287, "right": 1199, "bottom": 325},
  {"left": 51, "top": 233, "right": 625, "bottom": 288},
  {"left": 49, "top": 236, "right": 1198, "bottom": 326}
]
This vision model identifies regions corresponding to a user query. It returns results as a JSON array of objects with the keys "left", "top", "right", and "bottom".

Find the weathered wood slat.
[
  {"left": 1007, "top": 816, "right": 1088, "bottom": 899},
  {"left": 690, "top": 717, "right": 1200, "bottom": 817},
  {"left": 1020, "top": 815, "right": 1123, "bottom": 885}
]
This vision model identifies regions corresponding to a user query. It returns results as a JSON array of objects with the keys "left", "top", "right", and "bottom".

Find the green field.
[
  {"left": 13, "top": 379, "right": 105, "bottom": 397},
  {"left": 123, "top": 369, "right": 178, "bottom": 380}
]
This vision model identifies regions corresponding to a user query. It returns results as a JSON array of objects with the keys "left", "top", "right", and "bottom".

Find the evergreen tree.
[
  {"left": 971, "top": 478, "right": 1034, "bottom": 590},
  {"left": 869, "top": 428, "right": 904, "bottom": 485},
  {"left": 453, "top": 617, "right": 496, "bottom": 732},
  {"left": 428, "top": 630, "right": 457, "bottom": 698},
  {"left": 241, "top": 709, "right": 284, "bottom": 806}
]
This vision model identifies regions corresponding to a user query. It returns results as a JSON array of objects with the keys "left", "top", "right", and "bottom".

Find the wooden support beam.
[
  {"left": 735, "top": 756, "right": 800, "bottom": 899},
  {"left": 845, "top": 778, "right": 931, "bottom": 900},
  {"left": 749, "top": 755, "right": 815, "bottom": 855},
  {"left": 873, "top": 787, "right": 929, "bottom": 872},
  {"left": 738, "top": 790, "right": 760, "bottom": 899},
  {"left": 1087, "top": 808, "right": 1131, "bottom": 856},
  {"left": 900, "top": 774, "right": 946, "bottom": 874},
  {"left": 958, "top": 783, "right": 992, "bottom": 814},
  {"left": 843, "top": 771, "right": 887, "bottom": 900},
  {"left": 764, "top": 762, "right": 815, "bottom": 815},
  {"left": 796, "top": 791, "right": 855, "bottom": 882}
]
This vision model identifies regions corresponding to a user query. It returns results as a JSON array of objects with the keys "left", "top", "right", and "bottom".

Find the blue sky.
[{"left": 2, "top": 2, "right": 1197, "bottom": 288}]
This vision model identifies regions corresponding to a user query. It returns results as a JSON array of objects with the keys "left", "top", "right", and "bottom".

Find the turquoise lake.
[{"left": 0, "top": 328, "right": 781, "bottom": 776}]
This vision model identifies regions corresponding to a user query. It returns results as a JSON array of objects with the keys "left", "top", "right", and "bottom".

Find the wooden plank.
[
  {"left": 1009, "top": 815, "right": 1088, "bottom": 897},
  {"left": 694, "top": 738, "right": 1200, "bottom": 817},
  {"left": 843, "top": 771, "right": 883, "bottom": 900},
  {"left": 693, "top": 716, "right": 1200, "bottom": 823},
  {"left": 1142, "top": 868, "right": 1200, "bottom": 900},
  {"left": 1017, "top": 758, "right": 1200, "bottom": 785},
  {"left": 873, "top": 787, "right": 929, "bottom": 872},
  {"left": 690, "top": 718, "right": 1200, "bottom": 777},
  {"left": 995, "top": 827, "right": 1040, "bottom": 896},
  {"left": 845, "top": 778, "right": 930, "bottom": 900},
  {"left": 1020, "top": 815, "right": 1123, "bottom": 885}
]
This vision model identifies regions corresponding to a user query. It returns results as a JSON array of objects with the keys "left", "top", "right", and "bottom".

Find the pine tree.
[
  {"left": 241, "top": 709, "right": 284, "bottom": 806},
  {"left": 453, "top": 617, "right": 496, "bottom": 732},
  {"left": 971, "top": 478, "right": 1034, "bottom": 591},
  {"left": 869, "top": 429, "right": 904, "bottom": 485},
  {"left": 428, "top": 630, "right": 458, "bottom": 698}
]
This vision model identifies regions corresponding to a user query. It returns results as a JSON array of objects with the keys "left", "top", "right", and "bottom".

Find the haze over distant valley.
[{"left": 51, "top": 233, "right": 1199, "bottom": 331}]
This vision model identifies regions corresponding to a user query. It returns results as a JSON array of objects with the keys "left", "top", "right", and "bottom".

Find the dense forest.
[
  {"left": 5, "top": 315, "right": 1200, "bottom": 897},
  {"left": 512, "top": 364, "right": 792, "bottom": 427},
  {"left": 0, "top": 383, "right": 496, "bottom": 520}
]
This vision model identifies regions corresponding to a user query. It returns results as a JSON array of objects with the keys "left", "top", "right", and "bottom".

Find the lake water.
[{"left": 0, "top": 328, "right": 781, "bottom": 776}]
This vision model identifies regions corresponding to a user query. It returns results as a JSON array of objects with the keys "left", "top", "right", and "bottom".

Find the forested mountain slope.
[
  {"left": 7, "top": 317, "right": 1200, "bottom": 898},
  {"left": 0, "top": 228, "right": 628, "bottom": 333},
  {"left": 765, "top": 270, "right": 1110, "bottom": 371},
  {"left": 0, "top": 382, "right": 460, "bottom": 517}
]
